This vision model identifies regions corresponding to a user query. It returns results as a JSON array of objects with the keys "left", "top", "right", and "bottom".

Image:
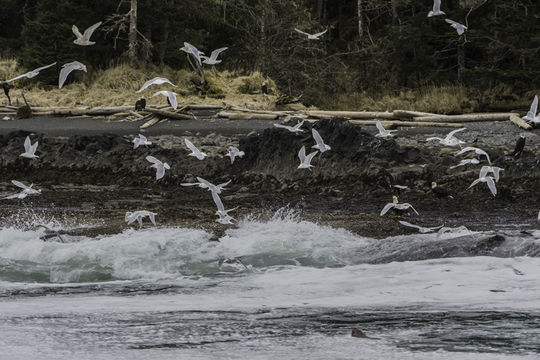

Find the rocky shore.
[{"left": 0, "top": 116, "right": 538, "bottom": 238}]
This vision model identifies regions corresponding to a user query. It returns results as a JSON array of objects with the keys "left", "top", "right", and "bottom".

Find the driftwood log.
[
  {"left": 413, "top": 113, "right": 515, "bottom": 123},
  {"left": 307, "top": 111, "right": 395, "bottom": 120},
  {"left": 303, "top": 118, "right": 463, "bottom": 128},
  {"left": 141, "top": 107, "right": 195, "bottom": 120},
  {"left": 393, "top": 109, "right": 444, "bottom": 118},
  {"left": 509, "top": 114, "right": 533, "bottom": 130},
  {"left": 217, "top": 111, "right": 281, "bottom": 120}
]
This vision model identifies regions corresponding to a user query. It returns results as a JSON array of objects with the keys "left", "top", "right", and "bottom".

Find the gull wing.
[
  {"left": 527, "top": 96, "right": 538, "bottom": 119},
  {"left": 446, "top": 127, "right": 466, "bottom": 139},
  {"left": 398, "top": 220, "right": 422, "bottom": 231},
  {"left": 29, "top": 141, "right": 38, "bottom": 155},
  {"left": 139, "top": 134, "right": 147, "bottom": 143},
  {"left": 148, "top": 212, "right": 156, "bottom": 226},
  {"left": 380, "top": 203, "right": 394, "bottom": 216},
  {"left": 196, "top": 177, "right": 214, "bottom": 189},
  {"left": 72, "top": 25, "right": 83, "bottom": 38},
  {"left": 305, "top": 150, "right": 318, "bottom": 165},
  {"left": 313, "top": 29, "right": 328, "bottom": 38},
  {"left": 83, "top": 21, "right": 102, "bottom": 40},
  {"left": 485, "top": 177, "right": 497, "bottom": 196},
  {"left": 294, "top": 28, "right": 311, "bottom": 37},
  {"left": 455, "top": 146, "right": 476, "bottom": 156},
  {"left": 137, "top": 77, "right": 176, "bottom": 93},
  {"left": 312, "top": 128, "right": 326, "bottom": 149},
  {"left": 405, "top": 204, "right": 419, "bottom": 215},
  {"left": 445, "top": 19, "right": 459, "bottom": 27},
  {"left": 492, "top": 167, "right": 503, "bottom": 182},
  {"left": 167, "top": 91, "right": 178, "bottom": 109},
  {"left": 32, "top": 62, "right": 56, "bottom": 74},
  {"left": 209, "top": 47, "right": 228, "bottom": 61},
  {"left": 479, "top": 166, "right": 491, "bottom": 179},
  {"left": 293, "top": 119, "right": 305, "bottom": 130},
  {"left": 59, "top": 62, "right": 85, "bottom": 89},
  {"left": 185, "top": 138, "right": 200, "bottom": 154},
  {"left": 217, "top": 179, "right": 232, "bottom": 189},
  {"left": 180, "top": 182, "right": 200, "bottom": 187},
  {"left": 298, "top": 146, "right": 306, "bottom": 163},
  {"left": 146, "top": 155, "right": 161, "bottom": 166},
  {"left": 212, "top": 191, "right": 225, "bottom": 212},
  {"left": 273, "top": 123, "right": 293, "bottom": 131},
  {"left": 133, "top": 138, "right": 140, "bottom": 149},
  {"left": 155, "top": 163, "right": 165, "bottom": 180},
  {"left": 11, "top": 180, "right": 30, "bottom": 190},
  {"left": 375, "top": 120, "right": 387, "bottom": 135},
  {"left": 6, "top": 72, "right": 31, "bottom": 83},
  {"left": 468, "top": 178, "right": 481, "bottom": 189},
  {"left": 182, "top": 42, "right": 203, "bottom": 65},
  {"left": 433, "top": 0, "right": 441, "bottom": 12},
  {"left": 24, "top": 136, "right": 31, "bottom": 152}
]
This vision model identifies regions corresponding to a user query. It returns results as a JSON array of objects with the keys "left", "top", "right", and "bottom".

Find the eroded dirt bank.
[{"left": 0, "top": 117, "right": 538, "bottom": 238}]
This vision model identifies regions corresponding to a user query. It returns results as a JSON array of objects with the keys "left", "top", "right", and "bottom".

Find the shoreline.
[{"left": 0, "top": 115, "right": 538, "bottom": 238}]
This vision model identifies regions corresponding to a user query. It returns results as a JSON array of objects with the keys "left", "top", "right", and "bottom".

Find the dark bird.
[
  {"left": 261, "top": 82, "right": 268, "bottom": 95},
  {"left": 135, "top": 97, "right": 146, "bottom": 111},
  {"left": 512, "top": 134, "right": 526, "bottom": 158},
  {"left": 1, "top": 81, "right": 11, "bottom": 105}
]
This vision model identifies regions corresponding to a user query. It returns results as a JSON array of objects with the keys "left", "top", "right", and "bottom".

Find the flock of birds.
[{"left": 2, "top": 3, "right": 539, "bottom": 233}]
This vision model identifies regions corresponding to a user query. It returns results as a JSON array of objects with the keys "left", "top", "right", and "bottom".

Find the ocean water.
[{"left": 1, "top": 211, "right": 539, "bottom": 359}]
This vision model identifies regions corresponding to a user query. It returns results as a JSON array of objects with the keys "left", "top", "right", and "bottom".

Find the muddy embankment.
[{"left": 0, "top": 118, "right": 538, "bottom": 236}]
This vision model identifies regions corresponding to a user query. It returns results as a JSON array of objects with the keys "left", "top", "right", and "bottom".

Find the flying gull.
[
  {"left": 4, "top": 180, "right": 41, "bottom": 199},
  {"left": 201, "top": 47, "right": 228, "bottom": 65},
  {"left": 427, "top": 128, "right": 466, "bottom": 147},
  {"left": 523, "top": 96, "right": 540, "bottom": 124},
  {"left": 184, "top": 138, "right": 207, "bottom": 160},
  {"left": 375, "top": 120, "right": 396, "bottom": 138},
  {"left": 72, "top": 21, "right": 102, "bottom": 46},
  {"left": 125, "top": 210, "right": 157, "bottom": 229},
  {"left": 479, "top": 165, "right": 504, "bottom": 183},
  {"left": 449, "top": 158, "right": 480, "bottom": 169},
  {"left": 428, "top": 0, "right": 445, "bottom": 17},
  {"left": 294, "top": 28, "right": 328, "bottom": 40},
  {"left": 136, "top": 77, "right": 176, "bottom": 93},
  {"left": 380, "top": 195, "right": 419, "bottom": 216},
  {"left": 274, "top": 119, "right": 305, "bottom": 133},
  {"left": 58, "top": 61, "right": 87, "bottom": 89},
  {"left": 298, "top": 145, "right": 318, "bottom": 170},
  {"left": 132, "top": 134, "right": 152, "bottom": 149},
  {"left": 228, "top": 146, "right": 245, "bottom": 164},
  {"left": 20, "top": 136, "right": 39, "bottom": 159},
  {"left": 445, "top": 19, "right": 468, "bottom": 36},
  {"left": 212, "top": 191, "right": 237, "bottom": 225},
  {"left": 455, "top": 146, "right": 491, "bottom": 165},
  {"left": 312, "top": 128, "right": 331, "bottom": 153},
  {"left": 181, "top": 42, "right": 204, "bottom": 66},
  {"left": 153, "top": 90, "right": 178, "bottom": 109},
  {"left": 468, "top": 168, "right": 497, "bottom": 196},
  {"left": 146, "top": 155, "right": 170, "bottom": 180}
]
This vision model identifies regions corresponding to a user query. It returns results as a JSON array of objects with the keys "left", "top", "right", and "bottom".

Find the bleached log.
[
  {"left": 305, "top": 119, "right": 463, "bottom": 128},
  {"left": 140, "top": 116, "right": 161, "bottom": 129},
  {"left": 306, "top": 111, "right": 396, "bottom": 119},
  {"left": 393, "top": 110, "right": 445, "bottom": 118},
  {"left": 129, "top": 110, "right": 145, "bottom": 119},
  {"left": 217, "top": 111, "right": 280, "bottom": 120},
  {"left": 186, "top": 104, "right": 223, "bottom": 110},
  {"left": 509, "top": 114, "right": 533, "bottom": 130},
  {"left": 413, "top": 113, "right": 514, "bottom": 122},
  {"left": 142, "top": 107, "right": 194, "bottom": 120}
]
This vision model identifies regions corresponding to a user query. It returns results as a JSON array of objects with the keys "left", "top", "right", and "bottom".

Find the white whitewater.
[{"left": 0, "top": 211, "right": 539, "bottom": 359}]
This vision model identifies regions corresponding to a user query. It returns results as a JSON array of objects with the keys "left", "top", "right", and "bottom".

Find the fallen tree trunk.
[
  {"left": 393, "top": 109, "right": 445, "bottom": 118},
  {"left": 140, "top": 116, "right": 161, "bottom": 129},
  {"left": 413, "top": 113, "right": 515, "bottom": 123},
  {"left": 305, "top": 119, "right": 463, "bottom": 128},
  {"left": 509, "top": 114, "right": 533, "bottom": 130},
  {"left": 307, "top": 111, "right": 396, "bottom": 120},
  {"left": 217, "top": 111, "right": 280, "bottom": 120},
  {"left": 186, "top": 104, "right": 223, "bottom": 110},
  {"left": 142, "top": 107, "right": 194, "bottom": 120}
]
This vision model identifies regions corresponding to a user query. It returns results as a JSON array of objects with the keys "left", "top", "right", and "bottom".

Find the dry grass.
[
  {"left": 321, "top": 86, "right": 478, "bottom": 114},
  {"left": 0, "top": 59, "right": 278, "bottom": 110}
]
